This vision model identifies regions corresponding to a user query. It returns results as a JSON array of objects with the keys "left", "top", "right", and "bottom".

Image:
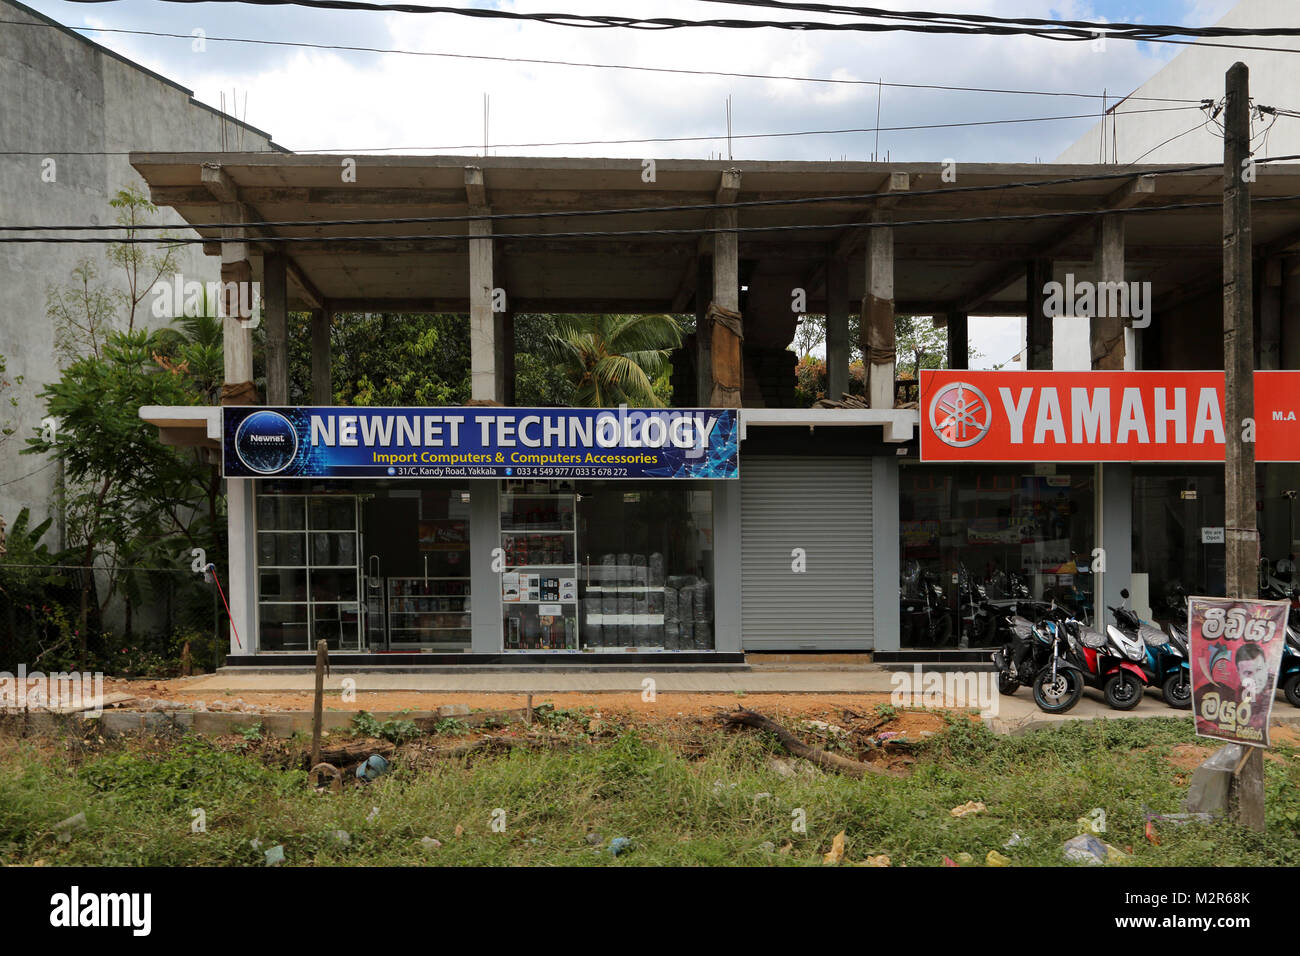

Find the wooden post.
[
  {"left": 1092, "top": 216, "right": 1127, "bottom": 370},
  {"left": 311, "top": 639, "right": 328, "bottom": 771},
  {"left": 311, "top": 307, "right": 332, "bottom": 405},
  {"left": 864, "top": 214, "right": 895, "bottom": 408},
  {"left": 263, "top": 251, "right": 289, "bottom": 405},
  {"left": 1223, "top": 61, "right": 1265, "bottom": 831}
]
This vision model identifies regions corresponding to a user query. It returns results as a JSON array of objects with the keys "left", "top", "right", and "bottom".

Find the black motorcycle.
[
  {"left": 900, "top": 563, "right": 953, "bottom": 646},
  {"left": 991, "top": 612, "right": 1042, "bottom": 696}
]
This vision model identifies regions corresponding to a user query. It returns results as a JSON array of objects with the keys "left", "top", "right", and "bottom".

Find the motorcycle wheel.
[
  {"left": 1103, "top": 672, "right": 1145, "bottom": 711},
  {"left": 1033, "top": 668, "right": 1082, "bottom": 714},
  {"left": 1161, "top": 672, "right": 1192, "bottom": 710},
  {"left": 1284, "top": 673, "right": 1300, "bottom": 708},
  {"left": 997, "top": 667, "right": 1019, "bottom": 696}
]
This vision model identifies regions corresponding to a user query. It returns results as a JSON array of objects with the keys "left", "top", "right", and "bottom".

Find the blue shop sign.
[{"left": 222, "top": 406, "right": 739, "bottom": 480}]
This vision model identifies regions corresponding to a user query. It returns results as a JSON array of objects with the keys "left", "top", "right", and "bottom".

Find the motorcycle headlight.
[{"left": 1126, "top": 644, "right": 1145, "bottom": 662}]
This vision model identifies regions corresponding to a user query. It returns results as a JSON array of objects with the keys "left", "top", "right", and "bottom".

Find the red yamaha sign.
[{"left": 919, "top": 370, "right": 1300, "bottom": 463}]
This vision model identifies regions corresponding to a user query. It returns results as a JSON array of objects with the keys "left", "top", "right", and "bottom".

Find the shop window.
[
  {"left": 500, "top": 479, "right": 715, "bottom": 651},
  {"left": 256, "top": 493, "right": 362, "bottom": 652},
  {"left": 899, "top": 465, "right": 1095, "bottom": 648},
  {"left": 1132, "top": 467, "right": 1225, "bottom": 620}
]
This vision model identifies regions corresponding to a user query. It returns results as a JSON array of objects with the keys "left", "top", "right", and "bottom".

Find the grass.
[{"left": 0, "top": 715, "right": 1297, "bottom": 866}]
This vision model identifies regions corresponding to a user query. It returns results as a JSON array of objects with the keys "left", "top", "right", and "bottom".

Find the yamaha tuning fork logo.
[
  {"left": 928, "top": 381, "right": 992, "bottom": 448},
  {"left": 233, "top": 410, "right": 299, "bottom": 475}
]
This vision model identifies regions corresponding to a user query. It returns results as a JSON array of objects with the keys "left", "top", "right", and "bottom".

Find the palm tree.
[{"left": 539, "top": 313, "right": 682, "bottom": 408}]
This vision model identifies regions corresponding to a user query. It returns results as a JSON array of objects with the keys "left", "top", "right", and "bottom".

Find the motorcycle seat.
[
  {"left": 1140, "top": 625, "right": 1168, "bottom": 647},
  {"left": 1079, "top": 628, "right": 1108, "bottom": 649}
]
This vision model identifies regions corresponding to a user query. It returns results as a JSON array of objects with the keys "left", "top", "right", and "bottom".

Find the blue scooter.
[
  {"left": 1112, "top": 588, "right": 1191, "bottom": 709},
  {"left": 1281, "top": 625, "right": 1300, "bottom": 707}
]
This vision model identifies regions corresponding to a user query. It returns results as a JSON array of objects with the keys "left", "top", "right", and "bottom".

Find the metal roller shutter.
[{"left": 741, "top": 456, "right": 873, "bottom": 650}]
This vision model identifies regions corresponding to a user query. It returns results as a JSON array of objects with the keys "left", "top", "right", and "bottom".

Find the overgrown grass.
[{"left": 0, "top": 717, "right": 1296, "bottom": 866}]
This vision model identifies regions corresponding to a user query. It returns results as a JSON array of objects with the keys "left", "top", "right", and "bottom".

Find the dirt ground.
[{"left": 108, "top": 677, "right": 917, "bottom": 726}]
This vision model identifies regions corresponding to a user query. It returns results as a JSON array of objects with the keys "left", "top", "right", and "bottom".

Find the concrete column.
[
  {"left": 226, "top": 478, "right": 257, "bottom": 655},
  {"left": 694, "top": 257, "right": 712, "bottom": 406},
  {"left": 872, "top": 455, "right": 901, "bottom": 653},
  {"left": 469, "top": 479, "right": 501, "bottom": 653},
  {"left": 864, "top": 215, "right": 895, "bottom": 408},
  {"left": 469, "top": 219, "right": 496, "bottom": 402},
  {"left": 263, "top": 251, "right": 289, "bottom": 405},
  {"left": 825, "top": 251, "right": 850, "bottom": 400},
  {"left": 219, "top": 206, "right": 254, "bottom": 401},
  {"left": 712, "top": 478, "right": 742, "bottom": 653},
  {"left": 710, "top": 177, "right": 742, "bottom": 407},
  {"left": 310, "top": 308, "right": 331, "bottom": 405},
  {"left": 945, "top": 311, "right": 968, "bottom": 370},
  {"left": 1026, "top": 258, "right": 1054, "bottom": 370},
  {"left": 500, "top": 311, "right": 516, "bottom": 405},
  {"left": 1091, "top": 216, "right": 1128, "bottom": 370},
  {"left": 1284, "top": 257, "right": 1300, "bottom": 369},
  {"left": 1098, "top": 463, "right": 1133, "bottom": 631},
  {"left": 1260, "top": 256, "right": 1282, "bottom": 370}
]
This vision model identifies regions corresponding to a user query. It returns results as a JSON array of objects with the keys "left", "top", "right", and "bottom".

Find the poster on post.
[{"left": 1188, "top": 596, "right": 1289, "bottom": 747}]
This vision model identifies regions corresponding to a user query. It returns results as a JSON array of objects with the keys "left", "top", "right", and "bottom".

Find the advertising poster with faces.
[{"left": 1189, "top": 597, "right": 1289, "bottom": 747}]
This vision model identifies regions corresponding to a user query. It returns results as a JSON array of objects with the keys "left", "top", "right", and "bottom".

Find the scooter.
[
  {"left": 1280, "top": 624, "right": 1300, "bottom": 707},
  {"left": 1101, "top": 590, "right": 1154, "bottom": 710},
  {"left": 1111, "top": 587, "right": 1191, "bottom": 708}
]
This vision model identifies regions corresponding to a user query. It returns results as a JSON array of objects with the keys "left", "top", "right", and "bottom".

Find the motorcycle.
[
  {"left": 900, "top": 562, "right": 953, "bottom": 646},
  {"left": 1100, "top": 590, "right": 1154, "bottom": 710},
  {"left": 957, "top": 564, "right": 1023, "bottom": 648},
  {"left": 1030, "top": 613, "right": 1086, "bottom": 714},
  {"left": 1154, "top": 618, "right": 1193, "bottom": 709},
  {"left": 991, "top": 612, "right": 1041, "bottom": 696},
  {"left": 1280, "top": 625, "right": 1300, "bottom": 707}
]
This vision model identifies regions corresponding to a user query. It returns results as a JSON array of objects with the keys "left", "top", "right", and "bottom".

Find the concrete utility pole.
[{"left": 1223, "top": 61, "right": 1265, "bottom": 831}]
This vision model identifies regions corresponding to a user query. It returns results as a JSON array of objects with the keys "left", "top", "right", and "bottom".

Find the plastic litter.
[
  {"left": 330, "top": 830, "right": 351, "bottom": 846},
  {"left": 1183, "top": 743, "right": 1244, "bottom": 814},
  {"left": 1062, "top": 833, "right": 1128, "bottom": 865},
  {"left": 356, "top": 754, "right": 390, "bottom": 781},
  {"left": 264, "top": 845, "right": 285, "bottom": 866},
  {"left": 421, "top": 837, "right": 442, "bottom": 850},
  {"left": 986, "top": 850, "right": 1011, "bottom": 867},
  {"left": 584, "top": 832, "right": 603, "bottom": 846},
  {"left": 950, "top": 801, "right": 986, "bottom": 818},
  {"left": 53, "top": 812, "right": 87, "bottom": 843},
  {"left": 608, "top": 836, "right": 633, "bottom": 857},
  {"left": 1003, "top": 832, "right": 1024, "bottom": 848}
]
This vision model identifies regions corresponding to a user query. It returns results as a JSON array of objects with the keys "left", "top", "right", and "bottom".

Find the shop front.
[
  {"left": 899, "top": 369, "right": 1300, "bottom": 655},
  {"left": 223, "top": 406, "right": 741, "bottom": 662}
]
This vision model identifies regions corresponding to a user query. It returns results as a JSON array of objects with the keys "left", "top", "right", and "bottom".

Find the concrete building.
[
  {"left": 126, "top": 153, "right": 1300, "bottom": 664},
  {"left": 1058, "top": 0, "right": 1300, "bottom": 167},
  {"left": 0, "top": 0, "right": 279, "bottom": 537}
]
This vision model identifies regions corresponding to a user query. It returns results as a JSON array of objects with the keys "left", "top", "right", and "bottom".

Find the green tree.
[
  {"left": 539, "top": 313, "right": 682, "bottom": 408},
  {"left": 25, "top": 330, "right": 209, "bottom": 668}
]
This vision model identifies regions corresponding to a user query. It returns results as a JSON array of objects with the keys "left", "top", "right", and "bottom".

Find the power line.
[
  {"left": 0, "top": 105, "right": 1207, "bottom": 156},
  {"left": 6, "top": 157, "right": 1267, "bottom": 233},
  {"left": 0, "top": 19, "right": 1205, "bottom": 104},
  {"left": 8, "top": 193, "right": 1300, "bottom": 245},
  {"left": 49, "top": 0, "right": 1300, "bottom": 43}
]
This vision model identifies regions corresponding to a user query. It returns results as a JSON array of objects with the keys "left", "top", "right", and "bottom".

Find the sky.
[{"left": 14, "top": 0, "right": 1242, "bottom": 367}]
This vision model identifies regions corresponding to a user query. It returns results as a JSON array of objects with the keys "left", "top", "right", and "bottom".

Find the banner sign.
[
  {"left": 1188, "top": 596, "right": 1288, "bottom": 747},
  {"left": 222, "top": 406, "right": 739, "bottom": 480},
  {"left": 919, "top": 370, "right": 1300, "bottom": 462}
]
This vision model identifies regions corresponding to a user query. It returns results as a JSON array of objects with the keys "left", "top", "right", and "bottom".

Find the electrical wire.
[
  {"left": 48, "top": 0, "right": 1300, "bottom": 43},
  {"left": 0, "top": 19, "right": 1207, "bottom": 104},
  {"left": 0, "top": 105, "right": 1206, "bottom": 156},
  {"left": 8, "top": 194, "right": 1300, "bottom": 245}
]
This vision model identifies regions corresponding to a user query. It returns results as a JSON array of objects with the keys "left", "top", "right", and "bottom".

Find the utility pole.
[{"left": 1223, "top": 61, "right": 1265, "bottom": 831}]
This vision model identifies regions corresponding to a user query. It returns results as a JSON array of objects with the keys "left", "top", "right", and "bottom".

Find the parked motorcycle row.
[
  {"left": 900, "top": 560, "right": 1086, "bottom": 648},
  {"left": 992, "top": 589, "right": 1189, "bottom": 714},
  {"left": 993, "top": 568, "right": 1300, "bottom": 714}
]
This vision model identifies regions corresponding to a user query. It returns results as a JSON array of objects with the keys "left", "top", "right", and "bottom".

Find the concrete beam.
[{"left": 945, "top": 311, "right": 969, "bottom": 370}]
